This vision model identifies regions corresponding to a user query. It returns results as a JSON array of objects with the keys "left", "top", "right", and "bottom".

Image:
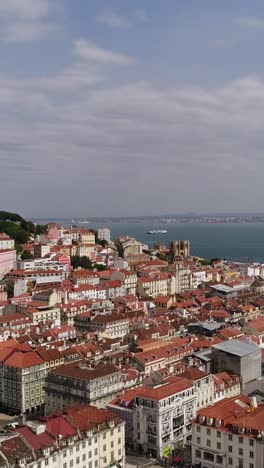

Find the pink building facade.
[{"left": 0, "top": 249, "right": 16, "bottom": 279}]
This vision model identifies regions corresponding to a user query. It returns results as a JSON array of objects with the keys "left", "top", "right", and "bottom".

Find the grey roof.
[
  {"left": 188, "top": 321, "right": 221, "bottom": 331},
  {"left": 212, "top": 339, "right": 260, "bottom": 357},
  {"left": 210, "top": 284, "right": 234, "bottom": 293},
  {"left": 194, "top": 349, "right": 212, "bottom": 362}
]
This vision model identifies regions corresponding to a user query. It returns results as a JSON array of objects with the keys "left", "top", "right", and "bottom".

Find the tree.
[
  {"left": 94, "top": 263, "right": 107, "bottom": 271},
  {"left": 156, "top": 252, "right": 167, "bottom": 261},
  {"left": 35, "top": 224, "right": 48, "bottom": 235},
  {"left": 71, "top": 255, "right": 92, "bottom": 270},
  {"left": 21, "top": 250, "right": 34, "bottom": 260}
]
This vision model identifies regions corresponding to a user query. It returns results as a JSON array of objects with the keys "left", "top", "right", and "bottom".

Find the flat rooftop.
[{"left": 212, "top": 339, "right": 260, "bottom": 357}]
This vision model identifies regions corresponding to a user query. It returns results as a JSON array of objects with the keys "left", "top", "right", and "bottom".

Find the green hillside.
[{"left": 0, "top": 211, "right": 47, "bottom": 247}]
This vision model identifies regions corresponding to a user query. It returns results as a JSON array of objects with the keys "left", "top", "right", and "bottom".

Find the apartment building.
[
  {"left": 134, "top": 376, "right": 196, "bottom": 457},
  {"left": 70, "top": 269, "right": 100, "bottom": 286},
  {"left": 133, "top": 339, "right": 193, "bottom": 375},
  {"left": 192, "top": 395, "right": 264, "bottom": 468},
  {"left": 34, "top": 243, "right": 51, "bottom": 258},
  {"left": 0, "top": 233, "right": 15, "bottom": 249},
  {"left": 106, "top": 280, "right": 126, "bottom": 299},
  {"left": 110, "top": 269, "right": 138, "bottom": 295},
  {"left": 68, "top": 285, "right": 107, "bottom": 301},
  {"left": 0, "top": 404, "right": 125, "bottom": 468},
  {"left": 0, "top": 248, "right": 16, "bottom": 279},
  {"left": 90, "top": 312, "right": 129, "bottom": 338},
  {"left": 212, "top": 372, "right": 241, "bottom": 402},
  {"left": 180, "top": 368, "right": 214, "bottom": 410},
  {"left": 137, "top": 273, "right": 169, "bottom": 298},
  {"left": 45, "top": 361, "right": 124, "bottom": 412},
  {"left": 98, "top": 228, "right": 111, "bottom": 243},
  {"left": 0, "top": 349, "right": 46, "bottom": 417}
]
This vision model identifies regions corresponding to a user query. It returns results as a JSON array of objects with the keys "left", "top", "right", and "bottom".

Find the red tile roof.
[
  {"left": 4, "top": 351, "right": 44, "bottom": 369},
  {"left": 136, "top": 377, "right": 192, "bottom": 400}
]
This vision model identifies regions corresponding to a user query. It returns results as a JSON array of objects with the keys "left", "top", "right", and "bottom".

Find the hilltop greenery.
[{"left": 0, "top": 210, "right": 47, "bottom": 249}]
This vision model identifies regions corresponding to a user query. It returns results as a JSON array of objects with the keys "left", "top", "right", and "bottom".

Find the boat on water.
[
  {"left": 78, "top": 220, "right": 90, "bottom": 224},
  {"left": 147, "top": 229, "right": 167, "bottom": 234}
]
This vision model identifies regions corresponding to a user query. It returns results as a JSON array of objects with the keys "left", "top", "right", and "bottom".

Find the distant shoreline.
[{"left": 32, "top": 217, "right": 264, "bottom": 225}]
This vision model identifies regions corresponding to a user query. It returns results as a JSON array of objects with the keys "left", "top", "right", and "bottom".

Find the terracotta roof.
[
  {"left": 180, "top": 367, "right": 209, "bottom": 381},
  {"left": 0, "top": 434, "right": 33, "bottom": 463},
  {"left": 44, "top": 415, "right": 77, "bottom": 438},
  {"left": 64, "top": 404, "right": 122, "bottom": 431},
  {"left": 136, "top": 377, "right": 192, "bottom": 400},
  {"left": 49, "top": 361, "right": 120, "bottom": 381},
  {"left": 15, "top": 426, "right": 54, "bottom": 451},
  {"left": 4, "top": 351, "right": 44, "bottom": 369}
]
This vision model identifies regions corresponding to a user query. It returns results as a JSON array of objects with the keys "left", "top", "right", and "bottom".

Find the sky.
[{"left": 1, "top": 0, "right": 264, "bottom": 218}]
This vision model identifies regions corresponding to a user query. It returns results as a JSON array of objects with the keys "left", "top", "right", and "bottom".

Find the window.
[
  {"left": 94, "top": 437, "right": 97, "bottom": 443},
  {"left": 89, "top": 451, "right": 92, "bottom": 459},
  {"left": 239, "top": 449, "right": 243, "bottom": 456},
  {"left": 228, "top": 446, "right": 232, "bottom": 453},
  {"left": 250, "top": 452, "right": 254, "bottom": 459},
  {"left": 111, "top": 451, "right": 114, "bottom": 461},
  {"left": 249, "top": 464, "right": 254, "bottom": 468},
  {"left": 111, "top": 441, "right": 114, "bottom": 448},
  {"left": 82, "top": 455, "right": 86, "bottom": 461},
  {"left": 103, "top": 458, "right": 106, "bottom": 464},
  {"left": 239, "top": 437, "right": 243, "bottom": 444},
  {"left": 95, "top": 462, "right": 98, "bottom": 468},
  {"left": 217, "top": 431, "right": 221, "bottom": 438},
  {"left": 216, "top": 455, "right": 223, "bottom": 464},
  {"left": 118, "top": 427, "right": 121, "bottom": 433},
  {"left": 76, "top": 445, "right": 80, "bottom": 452},
  {"left": 217, "top": 442, "right": 221, "bottom": 449},
  {"left": 118, "top": 449, "right": 121, "bottom": 456},
  {"left": 53, "top": 455, "right": 56, "bottom": 462},
  {"left": 103, "top": 445, "right": 106, "bottom": 452},
  {"left": 70, "top": 462, "right": 73, "bottom": 468},
  {"left": 89, "top": 463, "right": 92, "bottom": 468},
  {"left": 197, "top": 437, "right": 201, "bottom": 444},
  {"left": 197, "top": 426, "right": 201, "bottom": 433},
  {"left": 94, "top": 449, "right": 98, "bottom": 456},
  {"left": 228, "top": 434, "right": 233, "bottom": 441},
  {"left": 82, "top": 442, "right": 85, "bottom": 449},
  {"left": 110, "top": 430, "right": 114, "bottom": 436},
  {"left": 88, "top": 440, "right": 91, "bottom": 446},
  {"left": 195, "top": 450, "right": 201, "bottom": 459},
  {"left": 250, "top": 440, "right": 254, "bottom": 447},
  {"left": 45, "top": 460, "right": 49, "bottom": 466},
  {"left": 238, "top": 460, "right": 243, "bottom": 468},
  {"left": 103, "top": 433, "right": 106, "bottom": 439},
  {"left": 63, "top": 464, "right": 67, "bottom": 468},
  {"left": 137, "top": 433, "right": 140, "bottom": 439},
  {"left": 228, "top": 458, "right": 233, "bottom": 465},
  {"left": 207, "top": 428, "right": 211, "bottom": 435},
  {"left": 206, "top": 440, "right": 211, "bottom": 447},
  {"left": 76, "top": 457, "right": 80, "bottom": 464}
]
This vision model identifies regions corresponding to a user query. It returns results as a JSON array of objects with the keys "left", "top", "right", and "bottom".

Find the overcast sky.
[{"left": 1, "top": 0, "right": 264, "bottom": 218}]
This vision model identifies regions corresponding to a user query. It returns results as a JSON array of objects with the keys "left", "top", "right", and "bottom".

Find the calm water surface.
[{"left": 36, "top": 219, "right": 264, "bottom": 263}]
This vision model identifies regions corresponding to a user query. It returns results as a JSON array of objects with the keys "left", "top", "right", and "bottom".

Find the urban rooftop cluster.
[{"left": 0, "top": 216, "right": 264, "bottom": 467}]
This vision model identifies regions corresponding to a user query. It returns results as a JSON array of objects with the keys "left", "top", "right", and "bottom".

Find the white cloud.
[
  {"left": 1, "top": 22, "right": 61, "bottom": 44},
  {"left": 0, "top": 0, "right": 62, "bottom": 43},
  {"left": 96, "top": 12, "right": 131, "bottom": 28},
  {"left": 234, "top": 16, "right": 264, "bottom": 28},
  {"left": 135, "top": 9, "right": 148, "bottom": 22},
  {"left": 73, "top": 39, "right": 136, "bottom": 65},
  {"left": 1, "top": 41, "right": 264, "bottom": 215},
  {"left": 0, "top": 0, "right": 49, "bottom": 20}
]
